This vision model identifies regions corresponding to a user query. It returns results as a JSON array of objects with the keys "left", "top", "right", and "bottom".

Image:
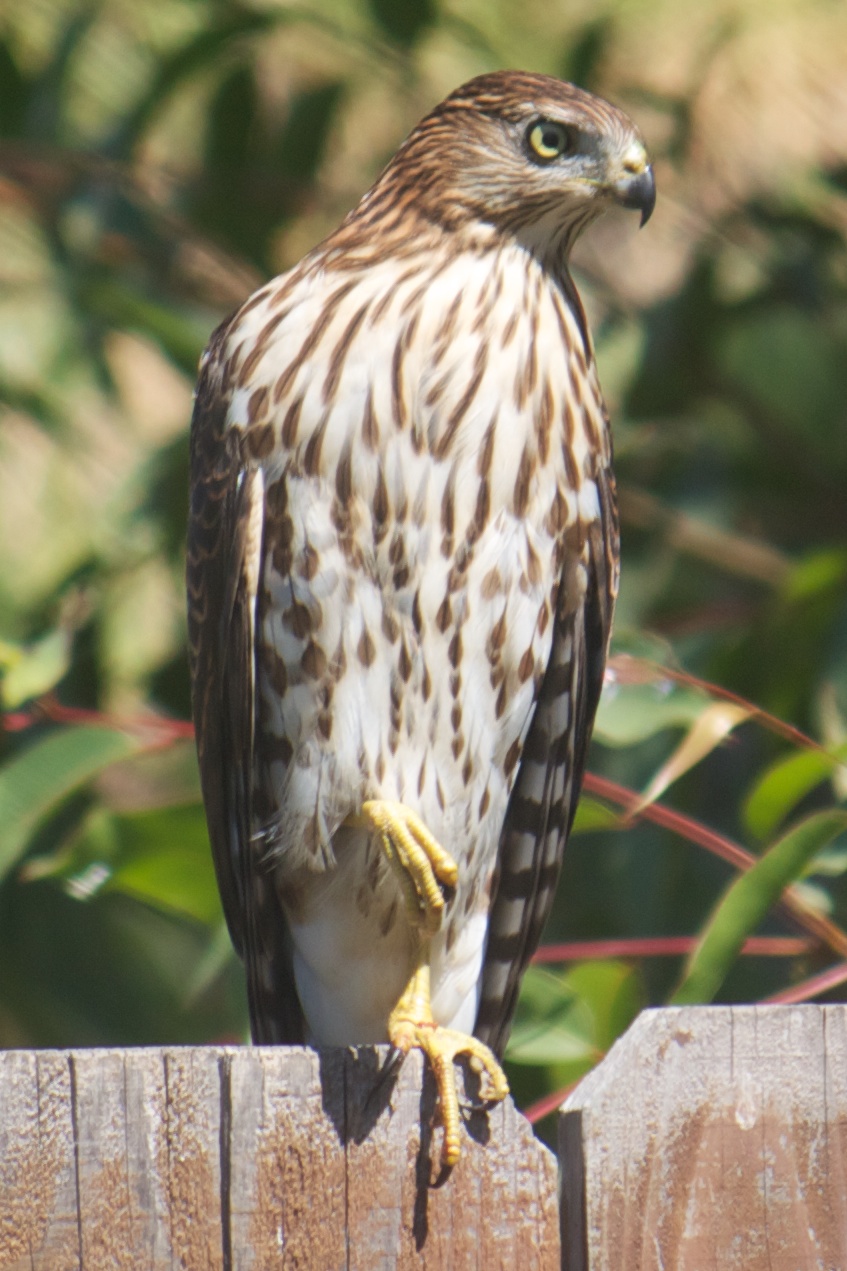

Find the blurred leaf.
[
  {"left": 0, "top": 631, "right": 70, "bottom": 708},
  {"left": 184, "top": 920, "right": 239, "bottom": 1004},
  {"left": 78, "top": 280, "right": 209, "bottom": 372},
  {"left": 558, "top": 18, "right": 612, "bottom": 89},
  {"left": 563, "top": 960, "right": 643, "bottom": 1052},
  {"left": 507, "top": 960, "right": 642, "bottom": 1065},
  {"left": 25, "top": 10, "right": 97, "bottom": 142},
  {"left": 805, "top": 847, "right": 847, "bottom": 879},
  {"left": 507, "top": 966, "right": 596, "bottom": 1065},
  {"left": 103, "top": 804, "right": 220, "bottom": 924},
  {"left": 31, "top": 801, "right": 218, "bottom": 924},
  {"left": 633, "top": 702, "right": 751, "bottom": 814},
  {"left": 368, "top": 0, "right": 435, "bottom": 46},
  {"left": 671, "top": 810, "right": 847, "bottom": 1005},
  {"left": 0, "top": 39, "right": 29, "bottom": 138},
  {"left": 274, "top": 82, "right": 344, "bottom": 185},
  {"left": 571, "top": 796, "right": 620, "bottom": 834},
  {"left": 783, "top": 549, "right": 847, "bottom": 604},
  {"left": 594, "top": 676, "right": 709, "bottom": 746},
  {"left": 0, "top": 727, "right": 144, "bottom": 882},
  {"left": 743, "top": 744, "right": 847, "bottom": 840},
  {"left": 718, "top": 308, "right": 845, "bottom": 448},
  {"left": 109, "top": 10, "right": 276, "bottom": 155}
]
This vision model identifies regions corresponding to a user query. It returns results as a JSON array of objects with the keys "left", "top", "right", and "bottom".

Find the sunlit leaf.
[
  {"left": 563, "top": 960, "right": 643, "bottom": 1051},
  {"left": 0, "top": 727, "right": 143, "bottom": 882},
  {"left": 507, "top": 966, "right": 596, "bottom": 1065},
  {"left": 743, "top": 744, "right": 847, "bottom": 840},
  {"left": 571, "top": 796, "right": 620, "bottom": 834},
  {"left": 594, "top": 675, "right": 708, "bottom": 746},
  {"left": 784, "top": 549, "right": 847, "bottom": 604},
  {"left": 632, "top": 701, "right": 751, "bottom": 814},
  {"left": 508, "top": 960, "right": 642, "bottom": 1065},
  {"left": 104, "top": 804, "right": 220, "bottom": 924},
  {"left": 670, "top": 810, "right": 847, "bottom": 1005},
  {"left": 0, "top": 631, "right": 69, "bottom": 708}
]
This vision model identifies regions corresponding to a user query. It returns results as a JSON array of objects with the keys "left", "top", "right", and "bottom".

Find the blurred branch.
[{"left": 619, "top": 486, "right": 790, "bottom": 586}]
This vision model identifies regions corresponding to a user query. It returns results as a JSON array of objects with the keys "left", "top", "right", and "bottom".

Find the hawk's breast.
[{"left": 221, "top": 244, "right": 610, "bottom": 1040}]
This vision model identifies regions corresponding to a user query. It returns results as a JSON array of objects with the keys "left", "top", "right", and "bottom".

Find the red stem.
[
  {"left": 763, "top": 962, "right": 847, "bottom": 1005},
  {"left": 523, "top": 1078, "right": 584, "bottom": 1126},
  {"left": 533, "top": 936, "right": 811, "bottom": 963}
]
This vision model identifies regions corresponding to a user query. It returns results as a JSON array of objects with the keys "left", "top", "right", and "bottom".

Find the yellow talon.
[
  {"left": 349, "top": 799, "right": 458, "bottom": 934},
  {"left": 388, "top": 944, "right": 509, "bottom": 1168}
]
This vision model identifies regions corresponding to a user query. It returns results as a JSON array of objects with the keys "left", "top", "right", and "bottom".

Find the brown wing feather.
[
  {"left": 187, "top": 322, "right": 305, "bottom": 1043},
  {"left": 475, "top": 465, "right": 618, "bottom": 1057}
]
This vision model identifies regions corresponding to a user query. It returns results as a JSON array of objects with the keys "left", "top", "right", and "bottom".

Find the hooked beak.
[{"left": 611, "top": 142, "right": 656, "bottom": 226}]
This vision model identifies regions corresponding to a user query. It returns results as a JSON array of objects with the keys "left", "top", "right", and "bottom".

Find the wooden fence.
[{"left": 1, "top": 1005, "right": 844, "bottom": 1268}]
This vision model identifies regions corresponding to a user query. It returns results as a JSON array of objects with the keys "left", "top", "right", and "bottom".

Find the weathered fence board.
[
  {"left": 0, "top": 1045, "right": 558, "bottom": 1270},
  {"left": 7, "top": 1007, "right": 847, "bottom": 1269},
  {"left": 560, "top": 1004, "right": 847, "bottom": 1270}
]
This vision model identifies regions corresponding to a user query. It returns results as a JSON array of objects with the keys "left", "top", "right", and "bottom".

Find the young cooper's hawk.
[{"left": 187, "top": 71, "right": 654, "bottom": 1164}]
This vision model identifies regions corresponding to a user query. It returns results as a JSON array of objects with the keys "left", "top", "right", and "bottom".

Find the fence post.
[
  {"left": 0, "top": 1045, "right": 559, "bottom": 1269},
  {"left": 558, "top": 1004, "right": 847, "bottom": 1270}
]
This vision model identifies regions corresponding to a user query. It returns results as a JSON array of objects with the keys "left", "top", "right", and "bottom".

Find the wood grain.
[
  {"left": 0, "top": 1046, "right": 559, "bottom": 1270},
  {"left": 559, "top": 1004, "right": 847, "bottom": 1271}
]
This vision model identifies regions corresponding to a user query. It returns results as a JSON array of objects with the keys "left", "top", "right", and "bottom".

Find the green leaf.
[
  {"left": 109, "top": 11, "right": 276, "bottom": 154},
  {"left": 38, "top": 801, "right": 219, "bottom": 924},
  {"left": 0, "top": 630, "right": 70, "bottom": 708},
  {"left": 564, "top": 960, "right": 643, "bottom": 1052},
  {"left": 0, "top": 727, "right": 143, "bottom": 882},
  {"left": 717, "top": 308, "right": 844, "bottom": 444},
  {"left": 670, "top": 809, "right": 847, "bottom": 1005},
  {"left": 571, "top": 796, "right": 620, "bottom": 834},
  {"left": 507, "top": 960, "right": 642, "bottom": 1065},
  {"left": 104, "top": 804, "right": 220, "bottom": 925},
  {"left": 743, "top": 744, "right": 847, "bottom": 840},
  {"left": 507, "top": 966, "right": 596, "bottom": 1065},
  {"left": 594, "top": 677, "right": 709, "bottom": 746},
  {"left": 368, "top": 0, "right": 436, "bottom": 46},
  {"left": 784, "top": 549, "right": 847, "bottom": 603}
]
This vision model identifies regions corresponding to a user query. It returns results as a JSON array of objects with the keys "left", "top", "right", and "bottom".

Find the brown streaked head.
[{"left": 350, "top": 70, "right": 655, "bottom": 258}]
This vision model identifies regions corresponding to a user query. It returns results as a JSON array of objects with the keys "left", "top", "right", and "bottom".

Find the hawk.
[{"left": 187, "top": 71, "right": 654, "bottom": 1165}]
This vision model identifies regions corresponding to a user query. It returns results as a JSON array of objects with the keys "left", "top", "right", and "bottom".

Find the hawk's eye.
[{"left": 527, "top": 120, "right": 573, "bottom": 163}]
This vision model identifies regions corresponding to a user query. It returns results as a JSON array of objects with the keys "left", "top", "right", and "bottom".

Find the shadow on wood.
[{"left": 0, "top": 1044, "right": 558, "bottom": 1269}]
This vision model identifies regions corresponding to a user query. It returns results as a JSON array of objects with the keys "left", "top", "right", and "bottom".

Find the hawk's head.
[{"left": 359, "top": 70, "right": 654, "bottom": 259}]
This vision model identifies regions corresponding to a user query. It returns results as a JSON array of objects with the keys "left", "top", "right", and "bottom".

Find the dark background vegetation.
[{"left": 1, "top": 0, "right": 846, "bottom": 1136}]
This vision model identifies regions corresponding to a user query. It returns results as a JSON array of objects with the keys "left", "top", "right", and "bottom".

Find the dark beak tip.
[
  {"left": 616, "top": 165, "right": 656, "bottom": 227},
  {"left": 639, "top": 168, "right": 657, "bottom": 227}
]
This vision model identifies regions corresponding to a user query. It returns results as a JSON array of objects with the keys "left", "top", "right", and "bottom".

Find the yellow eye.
[{"left": 527, "top": 120, "right": 572, "bottom": 163}]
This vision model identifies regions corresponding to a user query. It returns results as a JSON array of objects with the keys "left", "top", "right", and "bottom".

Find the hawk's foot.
[
  {"left": 389, "top": 956, "right": 509, "bottom": 1167},
  {"left": 350, "top": 799, "right": 458, "bottom": 935}
]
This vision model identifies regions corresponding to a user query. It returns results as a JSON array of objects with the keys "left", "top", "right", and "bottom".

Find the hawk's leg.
[
  {"left": 388, "top": 941, "right": 509, "bottom": 1167},
  {"left": 346, "top": 799, "right": 509, "bottom": 1166}
]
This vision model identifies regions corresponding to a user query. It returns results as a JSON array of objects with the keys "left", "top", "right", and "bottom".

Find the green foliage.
[
  {"left": 1, "top": 0, "right": 846, "bottom": 1133},
  {"left": 0, "top": 726, "right": 144, "bottom": 880},
  {"left": 671, "top": 810, "right": 847, "bottom": 1006}
]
